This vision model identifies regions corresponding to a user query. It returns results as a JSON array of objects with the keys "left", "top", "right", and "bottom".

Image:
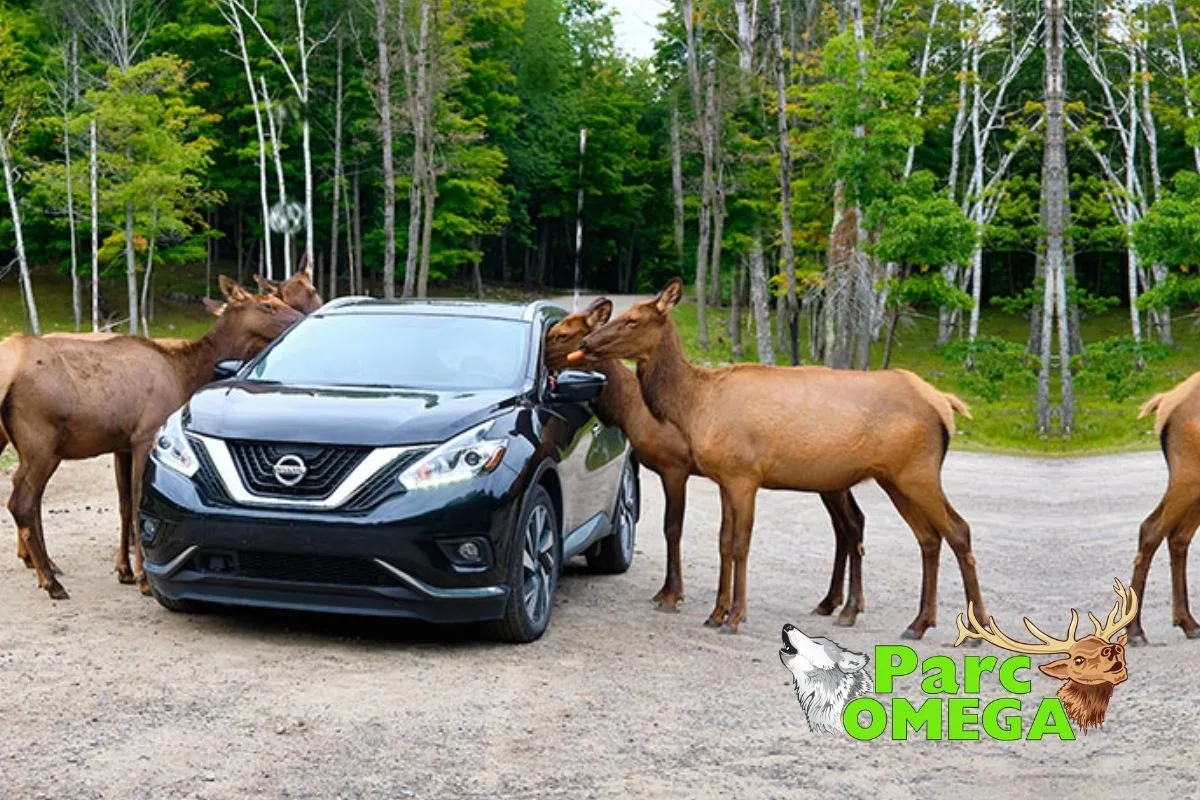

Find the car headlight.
[
  {"left": 398, "top": 420, "right": 507, "bottom": 491},
  {"left": 152, "top": 410, "right": 200, "bottom": 478}
]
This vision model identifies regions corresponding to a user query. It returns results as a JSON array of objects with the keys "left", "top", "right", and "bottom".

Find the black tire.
[
  {"left": 486, "top": 485, "right": 561, "bottom": 644},
  {"left": 586, "top": 457, "right": 638, "bottom": 574},
  {"left": 151, "top": 586, "right": 205, "bottom": 614}
]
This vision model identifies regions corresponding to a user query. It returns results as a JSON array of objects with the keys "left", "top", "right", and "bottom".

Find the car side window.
[{"left": 538, "top": 316, "right": 559, "bottom": 399}]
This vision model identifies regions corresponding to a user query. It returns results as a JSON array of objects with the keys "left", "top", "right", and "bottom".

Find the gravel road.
[{"left": 0, "top": 448, "right": 1195, "bottom": 799}]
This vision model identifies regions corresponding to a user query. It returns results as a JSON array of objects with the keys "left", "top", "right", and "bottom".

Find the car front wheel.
[
  {"left": 587, "top": 457, "right": 638, "bottom": 574},
  {"left": 488, "top": 484, "right": 561, "bottom": 643}
]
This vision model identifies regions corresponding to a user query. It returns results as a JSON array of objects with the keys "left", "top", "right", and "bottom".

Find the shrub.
[
  {"left": 1070, "top": 336, "right": 1170, "bottom": 403},
  {"left": 939, "top": 336, "right": 1038, "bottom": 402}
]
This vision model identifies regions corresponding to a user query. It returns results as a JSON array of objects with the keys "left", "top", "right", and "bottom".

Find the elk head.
[
  {"left": 571, "top": 278, "right": 683, "bottom": 364},
  {"left": 955, "top": 579, "right": 1138, "bottom": 733},
  {"left": 545, "top": 298, "right": 613, "bottom": 371},
  {"left": 252, "top": 249, "right": 323, "bottom": 314},
  {"left": 215, "top": 275, "right": 304, "bottom": 360}
]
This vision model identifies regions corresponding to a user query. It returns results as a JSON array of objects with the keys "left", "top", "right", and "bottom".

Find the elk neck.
[
  {"left": 634, "top": 318, "right": 701, "bottom": 431},
  {"left": 1057, "top": 680, "right": 1114, "bottom": 733},
  {"left": 168, "top": 321, "right": 243, "bottom": 396},
  {"left": 590, "top": 359, "right": 649, "bottom": 430}
]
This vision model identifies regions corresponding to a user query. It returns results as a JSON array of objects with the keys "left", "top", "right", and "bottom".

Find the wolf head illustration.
[{"left": 779, "top": 624, "right": 874, "bottom": 735}]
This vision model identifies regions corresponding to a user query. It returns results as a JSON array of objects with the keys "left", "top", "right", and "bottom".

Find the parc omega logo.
[{"left": 781, "top": 579, "right": 1139, "bottom": 742}]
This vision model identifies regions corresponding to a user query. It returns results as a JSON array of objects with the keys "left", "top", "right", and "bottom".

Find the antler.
[
  {"left": 954, "top": 601, "right": 1082, "bottom": 654},
  {"left": 1089, "top": 579, "right": 1139, "bottom": 642}
]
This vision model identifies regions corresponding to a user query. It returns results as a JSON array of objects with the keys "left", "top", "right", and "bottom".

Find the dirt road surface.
[{"left": 0, "top": 450, "right": 1195, "bottom": 799}]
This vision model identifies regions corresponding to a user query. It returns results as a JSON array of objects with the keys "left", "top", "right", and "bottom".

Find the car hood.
[{"left": 184, "top": 381, "right": 523, "bottom": 446}]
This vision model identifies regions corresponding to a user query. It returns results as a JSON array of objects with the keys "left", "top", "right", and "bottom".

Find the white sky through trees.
[{"left": 609, "top": 0, "right": 663, "bottom": 59}]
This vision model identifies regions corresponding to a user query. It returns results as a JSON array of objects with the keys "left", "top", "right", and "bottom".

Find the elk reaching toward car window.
[
  {"left": 955, "top": 579, "right": 1138, "bottom": 732},
  {"left": 573, "top": 278, "right": 981, "bottom": 637}
]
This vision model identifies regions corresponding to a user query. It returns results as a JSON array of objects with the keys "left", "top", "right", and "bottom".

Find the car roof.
[{"left": 313, "top": 297, "right": 566, "bottom": 323}]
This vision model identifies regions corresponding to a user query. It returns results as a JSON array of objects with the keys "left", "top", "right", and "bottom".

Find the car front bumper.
[{"left": 139, "top": 457, "right": 522, "bottom": 623}]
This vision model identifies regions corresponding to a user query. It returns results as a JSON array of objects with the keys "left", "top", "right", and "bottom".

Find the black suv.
[{"left": 139, "top": 299, "right": 637, "bottom": 643}]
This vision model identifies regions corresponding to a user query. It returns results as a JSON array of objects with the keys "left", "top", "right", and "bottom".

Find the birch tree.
[
  {"left": 0, "top": 112, "right": 40, "bottom": 335},
  {"left": 372, "top": 0, "right": 397, "bottom": 297},
  {"left": 771, "top": 0, "right": 799, "bottom": 364},
  {"left": 328, "top": 25, "right": 344, "bottom": 299},
  {"left": 681, "top": 0, "right": 712, "bottom": 349}
]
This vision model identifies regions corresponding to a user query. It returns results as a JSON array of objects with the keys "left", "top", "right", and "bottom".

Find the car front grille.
[
  {"left": 227, "top": 441, "right": 370, "bottom": 500},
  {"left": 341, "top": 448, "right": 431, "bottom": 513},
  {"left": 191, "top": 438, "right": 234, "bottom": 507},
  {"left": 191, "top": 550, "right": 399, "bottom": 587}
]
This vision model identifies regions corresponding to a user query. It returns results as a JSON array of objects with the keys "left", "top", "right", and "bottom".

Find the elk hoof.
[
  {"left": 46, "top": 583, "right": 70, "bottom": 600},
  {"left": 703, "top": 614, "right": 726, "bottom": 628},
  {"left": 1183, "top": 627, "right": 1200, "bottom": 640},
  {"left": 116, "top": 567, "right": 135, "bottom": 585},
  {"left": 901, "top": 628, "right": 925, "bottom": 641},
  {"left": 811, "top": 599, "right": 839, "bottom": 616},
  {"left": 49, "top": 561, "right": 64, "bottom": 576},
  {"left": 958, "top": 637, "right": 983, "bottom": 648},
  {"left": 718, "top": 622, "right": 740, "bottom": 635},
  {"left": 835, "top": 611, "right": 858, "bottom": 628},
  {"left": 136, "top": 576, "right": 151, "bottom": 596},
  {"left": 655, "top": 600, "right": 681, "bottom": 613},
  {"left": 1126, "top": 632, "right": 1150, "bottom": 647}
]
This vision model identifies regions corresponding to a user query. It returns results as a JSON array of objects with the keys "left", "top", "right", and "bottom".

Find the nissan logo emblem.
[{"left": 272, "top": 454, "right": 308, "bottom": 487}]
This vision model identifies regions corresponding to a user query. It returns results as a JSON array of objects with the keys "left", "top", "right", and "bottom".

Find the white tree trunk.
[
  {"left": 772, "top": 0, "right": 799, "bottom": 364},
  {"left": 294, "top": 0, "right": 314, "bottom": 269},
  {"left": 329, "top": 27, "right": 343, "bottom": 300},
  {"left": 1167, "top": 0, "right": 1200, "bottom": 173},
  {"left": 124, "top": 198, "right": 138, "bottom": 334},
  {"left": 670, "top": 105, "right": 685, "bottom": 269},
  {"left": 0, "top": 127, "right": 40, "bottom": 335},
  {"left": 748, "top": 235, "right": 775, "bottom": 364},
  {"left": 260, "top": 75, "right": 290, "bottom": 276},
  {"left": 682, "top": 0, "right": 711, "bottom": 349},
  {"left": 374, "top": 0, "right": 396, "bottom": 297},
  {"left": 416, "top": 0, "right": 436, "bottom": 298},
  {"left": 90, "top": 119, "right": 99, "bottom": 332},
  {"left": 140, "top": 208, "right": 158, "bottom": 336}
]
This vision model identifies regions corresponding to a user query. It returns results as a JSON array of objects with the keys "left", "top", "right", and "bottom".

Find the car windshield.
[{"left": 245, "top": 313, "right": 531, "bottom": 391}]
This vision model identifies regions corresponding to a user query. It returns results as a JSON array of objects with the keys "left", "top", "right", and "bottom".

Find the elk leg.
[
  {"left": 940, "top": 500, "right": 987, "bottom": 630},
  {"left": 652, "top": 470, "right": 688, "bottom": 611},
  {"left": 813, "top": 491, "right": 849, "bottom": 616},
  {"left": 1129, "top": 486, "right": 1191, "bottom": 645},
  {"left": 114, "top": 452, "right": 135, "bottom": 584},
  {"left": 128, "top": 440, "right": 154, "bottom": 595},
  {"left": 838, "top": 491, "right": 866, "bottom": 627},
  {"left": 704, "top": 485, "right": 734, "bottom": 628},
  {"left": 8, "top": 456, "right": 67, "bottom": 599},
  {"left": 1167, "top": 506, "right": 1200, "bottom": 638},
  {"left": 719, "top": 482, "right": 758, "bottom": 635},
  {"left": 880, "top": 481, "right": 941, "bottom": 640}
]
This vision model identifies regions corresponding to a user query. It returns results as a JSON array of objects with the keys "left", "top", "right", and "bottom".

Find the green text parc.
[{"left": 843, "top": 645, "right": 1076, "bottom": 741}]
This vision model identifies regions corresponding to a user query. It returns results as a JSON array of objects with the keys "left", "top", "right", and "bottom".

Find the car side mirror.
[
  {"left": 547, "top": 370, "right": 607, "bottom": 404},
  {"left": 213, "top": 359, "right": 244, "bottom": 381}
]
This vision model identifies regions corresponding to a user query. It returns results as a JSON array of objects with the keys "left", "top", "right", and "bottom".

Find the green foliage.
[
  {"left": 886, "top": 270, "right": 972, "bottom": 312},
  {"left": 1071, "top": 336, "right": 1171, "bottom": 403},
  {"left": 940, "top": 336, "right": 1039, "bottom": 402},
  {"left": 867, "top": 171, "right": 976, "bottom": 270},
  {"left": 1133, "top": 172, "right": 1200, "bottom": 311},
  {"left": 991, "top": 279, "right": 1119, "bottom": 316}
]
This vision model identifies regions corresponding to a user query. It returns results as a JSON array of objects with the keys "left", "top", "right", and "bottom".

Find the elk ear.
[
  {"left": 202, "top": 297, "right": 226, "bottom": 317},
  {"left": 1039, "top": 658, "right": 1072, "bottom": 680},
  {"left": 219, "top": 275, "right": 251, "bottom": 303},
  {"left": 1115, "top": 633, "right": 1128, "bottom": 647},
  {"left": 585, "top": 298, "right": 613, "bottom": 330},
  {"left": 298, "top": 249, "right": 312, "bottom": 279},
  {"left": 656, "top": 278, "right": 683, "bottom": 314},
  {"left": 837, "top": 651, "right": 869, "bottom": 674},
  {"left": 253, "top": 274, "right": 281, "bottom": 294}
]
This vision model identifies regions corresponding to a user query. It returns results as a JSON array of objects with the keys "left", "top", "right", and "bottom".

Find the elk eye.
[{"left": 1074, "top": 656, "right": 1084, "bottom": 665}]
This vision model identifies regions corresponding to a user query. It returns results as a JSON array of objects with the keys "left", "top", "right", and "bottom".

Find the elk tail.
[
  {"left": 894, "top": 369, "right": 968, "bottom": 437},
  {"left": 1138, "top": 393, "right": 1164, "bottom": 422},
  {"left": 1137, "top": 373, "right": 1200, "bottom": 438},
  {"left": 0, "top": 335, "right": 26, "bottom": 453}
]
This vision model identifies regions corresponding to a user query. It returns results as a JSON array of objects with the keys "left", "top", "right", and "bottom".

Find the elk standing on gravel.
[
  {"left": 546, "top": 299, "right": 867, "bottom": 623},
  {"left": 7, "top": 265, "right": 323, "bottom": 583},
  {"left": 1128, "top": 376, "right": 1200, "bottom": 643},
  {"left": 955, "top": 579, "right": 1138, "bottom": 732},
  {"left": 571, "top": 279, "right": 984, "bottom": 637},
  {"left": 0, "top": 277, "right": 302, "bottom": 599}
]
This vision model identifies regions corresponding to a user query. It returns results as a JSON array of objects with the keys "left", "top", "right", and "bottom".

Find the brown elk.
[
  {"left": 252, "top": 250, "right": 323, "bottom": 314},
  {"left": 572, "top": 278, "right": 984, "bottom": 637},
  {"left": 1128, "top": 375, "right": 1200, "bottom": 643},
  {"left": 8, "top": 269, "right": 324, "bottom": 580},
  {"left": 546, "top": 299, "right": 867, "bottom": 623},
  {"left": 955, "top": 579, "right": 1138, "bottom": 732},
  {"left": 0, "top": 277, "right": 302, "bottom": 599}
]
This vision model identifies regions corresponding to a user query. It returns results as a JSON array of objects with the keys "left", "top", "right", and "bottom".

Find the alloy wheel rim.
[{"left": 522, "top": 504, "right": 555, "bottom": 625}]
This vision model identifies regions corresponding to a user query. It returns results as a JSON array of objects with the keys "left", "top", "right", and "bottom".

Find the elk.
[
  {"left": 955, "top": 579, "right": 1138, "bottom": 732},
  {"left": 1128, "top": 375, "right": 1200, "bottom": 643},
  {"left": 572, "top": 279, "right": 983, "bottom": 637},
  {"left": 0, "top": 277, "right": 303, "bottom": 599},
  {"left": 546, "top": 299, "right": 867, "bottom": 623},
  {"left": 253, "top": 249, "right": 323, "bottom": 314},
  {"left": 8, "top": 268, "right": 323, "bottom": 581}
]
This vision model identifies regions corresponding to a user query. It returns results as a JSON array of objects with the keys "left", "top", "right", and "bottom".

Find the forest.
[{"left": 0, "top": 0, "right": 1199, "bottom": 450}]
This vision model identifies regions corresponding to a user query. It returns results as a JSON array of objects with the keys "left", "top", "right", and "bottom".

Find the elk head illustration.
[{"left": 954, "top": 579, "right": 1139, "bottom": 733}]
